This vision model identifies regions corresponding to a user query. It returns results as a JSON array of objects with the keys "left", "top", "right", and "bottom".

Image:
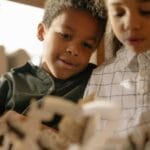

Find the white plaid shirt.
[{"left": 84, "top": 48, "right": 150, "bottom": 138}]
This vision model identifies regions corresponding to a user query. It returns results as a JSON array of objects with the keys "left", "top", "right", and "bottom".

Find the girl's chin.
[
  {"left": 134, "top": 49, "right": 149, "bottom": 54},
  {"left": 126, "top": 46, "right": 148, "bottom": 54}
]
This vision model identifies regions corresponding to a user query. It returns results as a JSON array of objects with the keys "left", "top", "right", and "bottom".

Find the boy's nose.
[{"left": 66, "top": 46, "right": 79, "bottom": 56}]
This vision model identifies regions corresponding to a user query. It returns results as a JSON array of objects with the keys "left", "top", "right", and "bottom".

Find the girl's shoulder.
[{"left": 93, "top": 57, "right": 116, "bottom": 73}]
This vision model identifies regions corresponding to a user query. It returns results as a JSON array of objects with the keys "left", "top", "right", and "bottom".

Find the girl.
[{"left": 84, "top": 0, "right": 150, "bottom": 149}]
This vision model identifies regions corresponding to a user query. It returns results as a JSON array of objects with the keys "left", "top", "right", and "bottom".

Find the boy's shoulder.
[
  {"left": 3, "top": 62, "right": 41, "bottom": 81},
  {"left": 87, "top": 63, "right": 97, "bottom": 70},
  {"left": 10, "top": 61, "right": 38, "bottom": 75},
  {"left": 79, "top": 63, "right": 97, "bottom": 76}
]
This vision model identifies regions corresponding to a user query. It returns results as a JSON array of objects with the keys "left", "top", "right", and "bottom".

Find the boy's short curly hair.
[{"left": 42, "top": 0, "right": 106, "bottom": 28}]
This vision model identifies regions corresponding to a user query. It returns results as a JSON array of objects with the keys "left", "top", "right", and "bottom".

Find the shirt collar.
[
  {"left": 137, "top": 50, "right": 150, "bottom": 69},
  {"left": 116, "top": 48, "right": 150, "bottom": 71}
]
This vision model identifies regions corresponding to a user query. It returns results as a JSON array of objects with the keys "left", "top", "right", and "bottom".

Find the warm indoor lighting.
[{"left": 0, "top": 0, "right": 44, "bottom": 64}]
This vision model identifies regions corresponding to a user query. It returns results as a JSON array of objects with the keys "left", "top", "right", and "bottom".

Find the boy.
[{"left": 0, "top": 0, "right": 106, "bottom": 128}]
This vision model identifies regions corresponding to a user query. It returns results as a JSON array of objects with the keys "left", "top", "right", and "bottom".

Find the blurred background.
[
  {"left": 0, "top": 0, "right": 45, "bottom": 65},
  {"left": 0, "top": 0, "right": 104, "bottom": 75}
]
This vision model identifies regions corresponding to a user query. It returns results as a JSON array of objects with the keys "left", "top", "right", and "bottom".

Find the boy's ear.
[{"left": 37, "top": 23, "right": 46, "bottom": 41}]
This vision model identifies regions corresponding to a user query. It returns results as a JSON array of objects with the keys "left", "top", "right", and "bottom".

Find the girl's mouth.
[{"left": 127, "top": 37, "right": 144, "bottom": 46}]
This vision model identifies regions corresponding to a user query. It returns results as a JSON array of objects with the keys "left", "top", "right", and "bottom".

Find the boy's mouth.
[{"left": 59, "top": 58, "right": 78, "bottom": 69}]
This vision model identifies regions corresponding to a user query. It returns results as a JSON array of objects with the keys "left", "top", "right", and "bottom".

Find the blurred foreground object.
[{"left": 0, "top": 95, "right": 149, "bottom": 150}]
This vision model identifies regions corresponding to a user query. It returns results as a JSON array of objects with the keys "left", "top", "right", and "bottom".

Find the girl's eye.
[
  {"left": 111, "top": 7, "right": 125, "bottom": 18},
  {"left": 140, "top": 10, "right": 150, "bottom": 16},
  {"left": 113, "top": 11, "right": 125, "bottom": 17},
  {"left": 140, "top": 2, "right": 150, "bottom": 16}
]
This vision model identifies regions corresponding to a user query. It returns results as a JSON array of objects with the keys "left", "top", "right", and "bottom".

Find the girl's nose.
[{"left": 125, "top": 13, "right": 142, "bottom": 31}]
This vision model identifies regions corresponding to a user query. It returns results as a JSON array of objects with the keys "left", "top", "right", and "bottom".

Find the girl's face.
[
  {"left": 37, "top": 8, "right": 101, "bottom": 80},
  {"left": 106, "top": 0, "right": 150, "bottom": 53}
]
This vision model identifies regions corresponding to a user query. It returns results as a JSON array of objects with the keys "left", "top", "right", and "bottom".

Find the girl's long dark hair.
[{"left": 104, "top": 18, "right": 123, "bottom": 60}]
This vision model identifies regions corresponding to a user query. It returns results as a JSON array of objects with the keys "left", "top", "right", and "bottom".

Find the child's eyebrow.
[
  {"left": 63, "top": 25, "right": 98, "bottom": 42},
  {"left": 137, "top": 0, "right": 150, "bottom": 1},
  {"left": 108, "top": 2, "right": 122, "bottom": 6},
  {"left": 63, "top": 25, "right": 74, "bottom": 32},
  {"left": 110, "top": 0, "right": 150, "bottom": 6},
  {"left": 87, "top": 37, "right": 97, "bottom": 43}
]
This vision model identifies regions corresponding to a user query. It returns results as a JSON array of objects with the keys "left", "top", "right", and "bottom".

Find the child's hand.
[{"left": 0, "top": 110, "right": 25, "bottom": 124}]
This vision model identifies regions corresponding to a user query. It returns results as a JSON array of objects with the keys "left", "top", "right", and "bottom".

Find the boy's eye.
[
  {"left": 59, "top": 32, "right": 71, "bottom": 40},
  {"left": 82, "top": 42, "right": 94, "bottom": 50}
]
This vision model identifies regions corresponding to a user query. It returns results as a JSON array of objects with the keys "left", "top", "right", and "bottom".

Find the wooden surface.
[
  {"left": 97, "top": 38, "right": 105, "bottom": 65},
  {"left": 9, "top": 0, "right": 45, "bottom": 8}
]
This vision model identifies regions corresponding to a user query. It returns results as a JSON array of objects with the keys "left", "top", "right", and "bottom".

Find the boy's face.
[
  {"left": 37, "top": 8, "right": 101, "bottom": 79},
  {"left": 106, "top": 0, "right": 150, "bottom": 53}
]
